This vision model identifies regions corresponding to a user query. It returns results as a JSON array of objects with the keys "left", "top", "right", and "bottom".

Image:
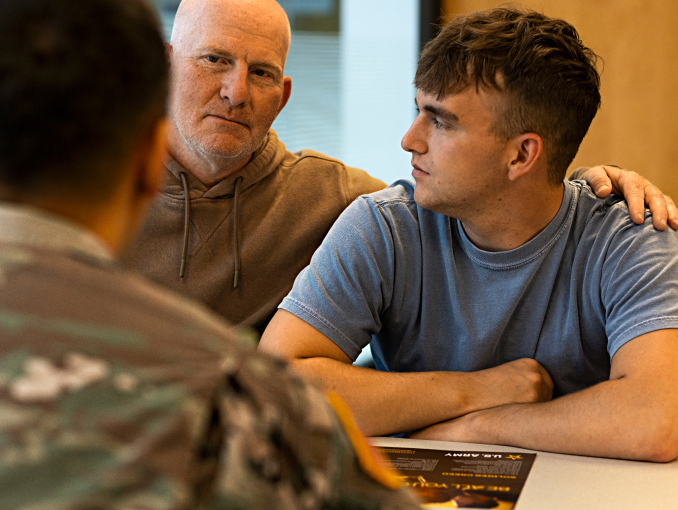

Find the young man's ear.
[{"left": 507, "top": 133, "right": 543, "bottom": 181}]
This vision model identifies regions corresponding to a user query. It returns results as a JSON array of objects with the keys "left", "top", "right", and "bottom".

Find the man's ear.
[
  {"left": 136, "top": 118, "right": 167, "bottom": 198},
  {"left": 507, "top": 133, "right": 543, "bottom": 182},
  {"left": 277, "top": 76, "right": 292, "bottom": 115},
  {"left": 164, "top": 42, "right": 173, "bottom": 65}
]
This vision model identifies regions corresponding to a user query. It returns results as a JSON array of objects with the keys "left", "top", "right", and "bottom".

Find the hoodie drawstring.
[
  {"left": 177, "top": 172, "right": 243, "bottom": 288},
  {"left": 179, "top": 172, "right": 191, "bottom": 278},
  {"left": 232, "top": 176, "right": 243, "bottom": 289}
]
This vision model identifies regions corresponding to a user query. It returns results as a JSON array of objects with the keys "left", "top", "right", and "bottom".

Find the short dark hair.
[
  {"left": 0, "top": 0, "right": 168, "bottom": 200},
  {"left": 415, "top": 7, "right": 601, "bottom": 184}
]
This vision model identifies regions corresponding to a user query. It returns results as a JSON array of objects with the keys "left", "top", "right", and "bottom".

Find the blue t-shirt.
[{"left": 281, "top": 180, "right": 678, "bottom": 396}]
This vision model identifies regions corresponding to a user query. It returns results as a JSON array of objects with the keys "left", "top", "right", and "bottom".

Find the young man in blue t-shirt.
[{"left": 260, "top": 7, "right": 678, "bottom": 462}]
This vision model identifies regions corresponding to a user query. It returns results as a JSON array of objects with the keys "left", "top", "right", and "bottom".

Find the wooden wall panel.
[{"left": 441, "top": 0, "right": 678, "bottom": 200}]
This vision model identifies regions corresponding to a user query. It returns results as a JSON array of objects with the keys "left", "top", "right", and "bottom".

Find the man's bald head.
[{"left": 171, "top": 0, "right": 291, "bottom": 67}]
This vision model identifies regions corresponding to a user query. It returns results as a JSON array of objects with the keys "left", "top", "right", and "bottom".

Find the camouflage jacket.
[{"left": 0, "top": 204, "right": 420, "bottom": 509}]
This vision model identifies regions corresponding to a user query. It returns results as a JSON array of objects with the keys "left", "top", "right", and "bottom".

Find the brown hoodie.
[{"left": 122, "top": 130, "right": 385, "bottom": 334}]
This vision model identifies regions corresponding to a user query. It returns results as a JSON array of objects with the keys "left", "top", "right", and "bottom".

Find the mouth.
[
  {"left": 411, "top": 163, "right": 429, "bottom": 177},
  {"left": 206, "top": 114, "right": 249, "bottom": 128}
]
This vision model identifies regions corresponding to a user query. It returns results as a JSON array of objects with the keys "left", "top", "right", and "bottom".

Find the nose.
[
  {"left": 220, "top": 65, "right": 249, "bottom": 106},
  {"left": 401, "top": 115, "right": 427, "bottom": 154}
]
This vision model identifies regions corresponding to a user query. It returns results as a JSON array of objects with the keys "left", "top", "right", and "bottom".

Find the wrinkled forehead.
[{"left": 172, "top": 0, "right": 290, "bottom": 66}]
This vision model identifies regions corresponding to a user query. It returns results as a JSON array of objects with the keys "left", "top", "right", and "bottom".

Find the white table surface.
[{"left": 369, "top": 437, "right": 678, "bottom": 510}]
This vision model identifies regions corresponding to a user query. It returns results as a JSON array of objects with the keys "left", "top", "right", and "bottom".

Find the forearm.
[
  {"left": 262, "top": 311, "right": 485, "bottom": 435},
  {"left": 290, "top": 356, "right": 478, "bottom": 436},
  {"left": 415, "top": 376, "right": 678, "bottom": 462},
  {"left": 289, "top": 356, "right": 551, "bottom": 437},
  {"left": 262, "top": 311, "right": 552, "bottom": 437}
]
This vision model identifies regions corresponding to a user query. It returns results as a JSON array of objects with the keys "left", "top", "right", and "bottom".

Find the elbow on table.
[
  {"left": 641, "top": 440, "right": 678, "bottom": 464},
  {"left": 629, "top": 420, "right": 678, "bottom": 463},
  {"left": 637, "top": 445, "right": 678, "bottom": 464}
]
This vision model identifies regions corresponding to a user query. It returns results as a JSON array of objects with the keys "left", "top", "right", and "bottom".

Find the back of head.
[
  {"left": 0, "top": 0, "right": 168, "bottom": 202},
  {"left": 416, "top": 7, "right": 601, "bottom": 184}
]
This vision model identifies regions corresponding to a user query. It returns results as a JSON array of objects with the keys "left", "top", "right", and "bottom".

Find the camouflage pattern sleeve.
[{"left": 211, "top": 351, "right": 422, "bottom": 509}]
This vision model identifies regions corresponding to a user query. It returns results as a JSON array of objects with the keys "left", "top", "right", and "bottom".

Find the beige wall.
[{"left": 441, "top": 0, "right": 678, "bottom": 200}]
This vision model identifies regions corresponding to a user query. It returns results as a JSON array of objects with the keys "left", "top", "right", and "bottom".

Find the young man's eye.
[{"left": 432, "top": 116, "right": 452, "bottom": 130}]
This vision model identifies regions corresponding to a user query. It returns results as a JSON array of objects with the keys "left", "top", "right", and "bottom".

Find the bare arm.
[
  {"left": 260, "top": 309, "right": 553, "bottom": 437},
  {"left": 571, "top": 165, "right": 678, "bottom": 230},
  {"left": 411, "top": 329, "right": 678, "bottom": 462}
]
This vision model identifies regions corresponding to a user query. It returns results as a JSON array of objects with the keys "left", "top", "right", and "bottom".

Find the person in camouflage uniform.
[{"left": 0, "top": 0, "right": 420, "bottom": 508}]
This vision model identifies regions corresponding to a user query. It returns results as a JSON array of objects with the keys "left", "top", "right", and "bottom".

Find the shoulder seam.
[
  {"left": 282, "top": 151, "right": 347, "bottom": 168},
  {"left": 364, "top": 195, "right": 417, "bottom": 209}
]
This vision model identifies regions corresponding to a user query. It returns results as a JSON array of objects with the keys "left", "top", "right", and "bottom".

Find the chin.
[
  {"left": 207, "top": 132, "right": 265, "bottom": 157},
  {"left": 414, "top": 192, "right": 450, "bottom": 216},
  {"left": 198, "top": 139, "right": 254, "bottom": 160},
  {"left": 413, "top": 187, "right": 433, "bottom": 209}
]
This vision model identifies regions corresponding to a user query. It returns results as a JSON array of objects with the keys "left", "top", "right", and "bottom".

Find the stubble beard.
[{"left": 171, "top": 113, "right": 264, "bottom": 169}]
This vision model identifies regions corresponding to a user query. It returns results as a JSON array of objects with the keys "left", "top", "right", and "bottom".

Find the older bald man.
[
  {"left": 123, "top": 0, "right": 677, "bottom": 335},
  {"left": 123, "top": 0, "right": 385, "bottom": 334}
]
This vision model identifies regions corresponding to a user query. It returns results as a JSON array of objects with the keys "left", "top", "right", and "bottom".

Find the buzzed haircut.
[
  {"left": 0, "top": 0, "right": 168, "bottom": 200},
  {"left": 416, "top": 7, "right": 601, "bottom": 184}
]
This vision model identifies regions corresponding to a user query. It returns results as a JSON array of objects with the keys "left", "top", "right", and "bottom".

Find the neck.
[
  {"left": 5, "top": 168, "right": 155, "bottom": 258},
  {"left": 461, "top": 182, "right": 565, "bottom": 252},
  {"left": 0, "top": 194, "right": 121, "bottom": 256}
]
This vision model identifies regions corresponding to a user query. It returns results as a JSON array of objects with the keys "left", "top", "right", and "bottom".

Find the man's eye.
[
  {"left": 253, "top": 69, "right": 267, "bottom": 77},
  {"left": 430, "top": 116, "right": 448, "bottom": 130},
  {"left": 207, "top": 56, "right": 219, "bottom": 63}
]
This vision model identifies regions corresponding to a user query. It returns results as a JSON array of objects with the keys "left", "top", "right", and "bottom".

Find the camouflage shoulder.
[
  {"left": 211, "top": 350, "right": 421, "bottom": 509},
  {"left": 0, "top": 349, "right": 208, "bottom": 509}
]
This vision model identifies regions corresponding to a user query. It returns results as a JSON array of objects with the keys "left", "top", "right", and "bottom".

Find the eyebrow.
[
  {"left": 415, "top": 98, "right": 460, "bottom": 124},
  {"left": 198, "top": 46, "right": 283, "bottom": 76}
]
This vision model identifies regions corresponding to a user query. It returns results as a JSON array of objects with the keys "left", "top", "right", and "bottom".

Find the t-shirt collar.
[{"left": 454, "top": 181, "right": 576, "bottom": 269}]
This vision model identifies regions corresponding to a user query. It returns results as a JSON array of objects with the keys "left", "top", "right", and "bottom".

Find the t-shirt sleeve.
[
  {"left": 280, "top": 196, "right": 395, "bottom": 360},
  {"left": 600, "top": 207, "right": 678, "bottom": 357}
]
